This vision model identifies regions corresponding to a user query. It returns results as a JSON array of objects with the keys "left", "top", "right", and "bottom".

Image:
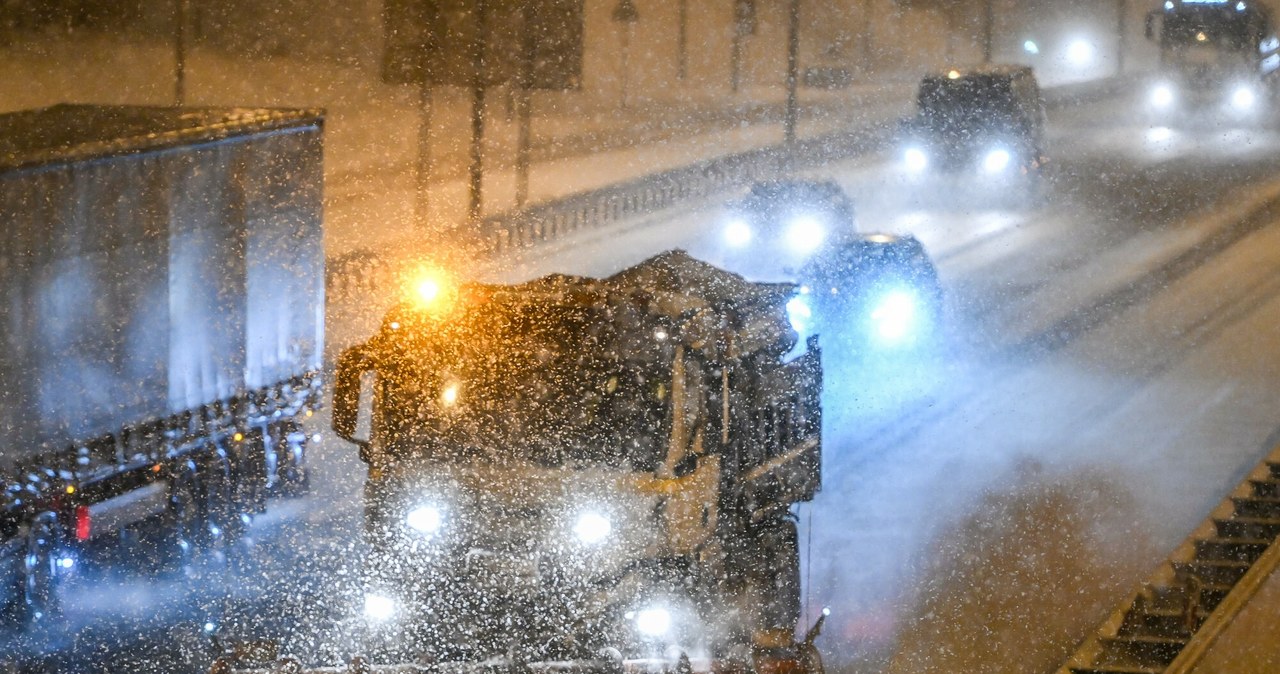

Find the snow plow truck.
[{"left": 215, "top": 251, "right": 824, "bottom": 673}]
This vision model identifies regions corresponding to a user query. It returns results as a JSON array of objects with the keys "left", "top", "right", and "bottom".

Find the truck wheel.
[
  {"left": 278, "top": 424, "right": 311, "bottom": 497},
  {"left": 162, "top": 464, "right": 204, "bottom": 574},
  {"left": 19, "top": 516, "right": 60, "bottom": 624},
  {"left": 201, "top": 452, "right": 246, "bottom": 549},
  {"left": 751, "top": 516, "right": 801, "bottom": 636}
]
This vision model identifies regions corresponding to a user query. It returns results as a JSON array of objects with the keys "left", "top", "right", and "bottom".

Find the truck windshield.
[
  {"left": 1163, "top": 7, "right": 1259, "bottom": 50},
  {"left": 917, "top": 76, "right": 1021, "bottom": 132},
  {"left": 375, "top": 300, "right": 672, "bottom": 471}
]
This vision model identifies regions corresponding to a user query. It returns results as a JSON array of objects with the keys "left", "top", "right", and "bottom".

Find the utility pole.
[
  {"left": 784, "top": 0, "right": 800, "bottom": 143},
  {"left": 515, "top": 3, "right": 534, "bottom": 208},
  {"left": 415, "top": 75, "right": 434, "bottom": 228},
  {"left": 677, "top": 0, "right": 688, "bottom": 81},
  {"left": 731, "top": 30, "right": 743, "bottom": 92},
  {"left": 467, "top": 0, "right": 488, "bottom": 224},
  {"left": 860, "top": 0, "right": 874, "bottom": 74},
  {"left": 982, "top": 0, "right": 994, "bottom": 64},
  {"left": 173, "top": 0, "right": 188, "bottom": 106},
  {"left": 613, "top": 0, "right": 639, "bottom": 109},
  {"left": 1116, "top": 0, "right": 1128, "bottom": 75},
  {"left": 731, "top": 0, "right": 754, "bottom": 93}
]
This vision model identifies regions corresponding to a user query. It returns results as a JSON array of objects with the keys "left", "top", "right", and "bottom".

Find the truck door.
[
  {"left": 333, "top": 345, "right": 376, "bottom": 463},
  {"left": 742, "top": 336, "right": 822, "bottom": 517}
]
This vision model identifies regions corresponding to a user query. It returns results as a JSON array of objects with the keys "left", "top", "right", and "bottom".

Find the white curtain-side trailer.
[{"left": 0, "top": 105, "right": 325, "bottom": 625}]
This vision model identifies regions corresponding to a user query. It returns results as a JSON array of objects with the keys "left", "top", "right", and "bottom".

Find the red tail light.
[{"left": 74, "top": 505, "right": 91, "bottom": 541}]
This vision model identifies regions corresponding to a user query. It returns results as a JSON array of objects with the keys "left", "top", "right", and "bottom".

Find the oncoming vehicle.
[
  {"left": 1144, "top": 0, "right": 1279, "bottom": 121},
  {"left": 792, "top": 233, "right": 942, "bottom": 352},
  {"left": 720, "top": 180, "right": 856, "bottom": 259},
  {"left": 901, "top": 65, "right": 1048, "bottom": 188},
  {"left": 329, "top": 251, "right": 825, "bottom": 671}
]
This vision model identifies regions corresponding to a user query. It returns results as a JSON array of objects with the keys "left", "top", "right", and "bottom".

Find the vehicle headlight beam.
[
  {"left": 870, "top": 290, "right": 919, "bottom": 343},
  {"left": 364, "top": 593, "right": 397, "bottom": 622},
  {"left": 724, "top": 218, "right": 753, "bottom": 248},
  {"left": 1067, "top": 39, "right": 1095, "bottom": 66},
  {"left": 786, "top": 296, "right": 813, "bottom": 334},
  {"left": 635, "top": 606, "right": 672, "bottom": 637},
  {"left": 983, "top": 148, "right": 1012, "bottom": 174},
  {"left": 573, "top": 511, "right": 612, "bottom": 545},
  {"left": 904, "top": 147, "right": 928, "bottom": 172},
  {"left": 1231, "top": 85, "right": 1256, "bottom": 111},
  {"left": 406, "top": 505, "right": 443, "bottom": 535},
  {"left": 786, "top": 215, "right": 826, "bottom": 254}
]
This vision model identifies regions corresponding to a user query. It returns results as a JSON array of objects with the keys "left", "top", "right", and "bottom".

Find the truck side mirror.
[{"left": 333, "top": 345, "right": 372, "bottom": 458}]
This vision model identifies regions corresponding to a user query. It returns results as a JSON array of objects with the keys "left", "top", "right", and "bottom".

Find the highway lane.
[
  {"left": 805, "top": 101, "right": 1280, "bottom": 671},
  {"left": 10, "top": 91, "right": 1280, "bottom": 673}
]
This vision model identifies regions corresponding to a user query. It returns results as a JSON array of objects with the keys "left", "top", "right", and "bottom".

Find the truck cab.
[
  {"left": 1145, "top": 0, "right": 1279, "bottom": 120},
  {"left": 332, "top": 252, "right": 822, "bottom": 666}
]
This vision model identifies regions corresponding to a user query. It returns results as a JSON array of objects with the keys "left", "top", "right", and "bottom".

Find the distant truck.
[
  {"left": 1145, "top": 0, "right": 1280, "bottom": 119},
  {"left": 328, "top": 251, "right": 824, "bottom": 671},
  {"left": 0, "top": 105, "right": 325, "bottom": 625}
]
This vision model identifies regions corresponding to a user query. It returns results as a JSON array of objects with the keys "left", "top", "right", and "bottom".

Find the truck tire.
[
  {"left": 201, "top": 450, "right": 246, "bottom": 550},
  {"left": 753, "top": 515, "right": 801, "bottom": 635},
  {"left": 238, "top": 429, "right": 269, "bottom": 513},
  {"left": 278, "top": 422, "right": 311, "bottom": 498},
  {"left": 160, "top": 462, "right": 204, "bottom": 575},
  {"left": 18, "top": 515, "right": 59, "bottom": 624}
]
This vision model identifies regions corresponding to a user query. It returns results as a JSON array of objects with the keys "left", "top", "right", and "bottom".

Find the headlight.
[
  {"left": 786, "top": 296, "right": 812, "bottom": 333},
  {"left": 904, "top": 147, "right": 928, "bottom": 172},
  {"left": 869, "top": 290, "right": 918, "bottom": 342},
  {"left": 723, "top": 218, "right": 753, "bottom": 247},
  {"left": 1231, "top": 85, "right": 1256, "bottom": 111},
  {"left": 1146, "top": 126, "right": 1174, "bottom": 143},
  {"left": 982, "top": 148, "right": 1012, "bottom": 174},
  {"left": 1150, "top": 83, "right": 1175, "bottom": 109},
  {"left": 406, "top": 505, "right": 443, "bottom": 535},
  {"left": 634, "top": 606, "right": 672, "bottom": 637},
  {"left": 1067, "top": 39, "right": 1094, "bottom": 66},
  {"left": 364, "top": 593, "right": 398, "bottom": 622},
  {"left": 785, "top": 215, "right": 826, "bottom": 254},
  {"left": 440, "top": 383, "right": 460, "bottom": 407},
  {"left": 573, "top": 511, "right": 612, "bottom": 545}
]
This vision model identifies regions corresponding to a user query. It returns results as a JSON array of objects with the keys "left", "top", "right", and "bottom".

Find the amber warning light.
[
  {"left": 403, "top": 266, "right": 456, "bottom": 314},
  {"left": 416, "top": 278, "right": 441, "bottom": 305}
]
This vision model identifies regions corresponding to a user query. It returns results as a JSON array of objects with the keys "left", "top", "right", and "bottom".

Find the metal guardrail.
[
  {"left": 472, "top": 120, "right": 897, "bottom": 257},
  {"left": 1165, "top": 533, "right": 1280, "bottom": 673},
  {"left": 326, "top": 75, "right": 1136, "bottom": 299},
  {"left": 325, "top": 116, "right": 897, "bottom": 298},
  {"left": 1056, "top": 439, "right": 1280, "bottom": 674}
]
